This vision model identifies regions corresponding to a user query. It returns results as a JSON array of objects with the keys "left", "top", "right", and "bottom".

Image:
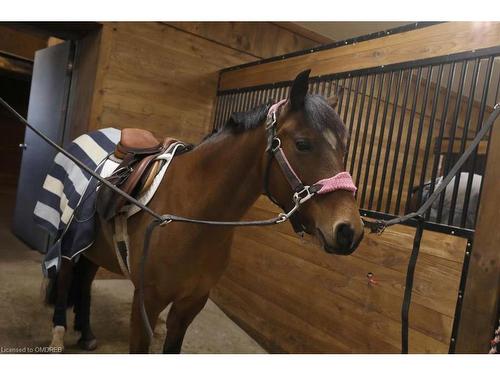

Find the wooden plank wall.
[
  {"left": 212, "top": 197, "right": 468, "bottom": 353},
  {"left": 219, "top": 22, "right": 500, "bottom": 90},
  {"left": 86, "top": 22, "right": 324, "bottom": 143},
  {"left": 211, "top": 22, "right": 500, "bottom": 353}
]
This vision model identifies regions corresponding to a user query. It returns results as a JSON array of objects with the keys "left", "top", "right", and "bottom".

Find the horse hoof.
[
  {"left": 49, "top": 325, "right": 65, "bottom": 353},
  {"left": 78, "top": 337, "right": 97, "bottom": 351}
]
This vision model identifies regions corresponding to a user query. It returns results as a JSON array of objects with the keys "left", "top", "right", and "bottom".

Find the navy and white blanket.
[
  {"left": 34, "top": 128, "right": 121, "bottom": 277},
  {"left": 34, "top": 127, "right": 184, "bottom": 277}
]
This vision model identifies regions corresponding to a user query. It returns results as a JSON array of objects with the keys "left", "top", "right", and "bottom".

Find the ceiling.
[{"left": 295, "top": 21, "right": 412, "bottom": 41}]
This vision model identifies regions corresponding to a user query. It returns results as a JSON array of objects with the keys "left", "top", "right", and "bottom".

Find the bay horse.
[{"left": 46, "top": 70, "right": 365, "bottom": 353}]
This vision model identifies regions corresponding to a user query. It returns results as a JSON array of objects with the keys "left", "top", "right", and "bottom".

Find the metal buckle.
[
  {"left": 271, "top": 137, "right": 281, "bottom": 152},
  {"left": 293, "top": 186, "right": 315, "bottom": 205}
]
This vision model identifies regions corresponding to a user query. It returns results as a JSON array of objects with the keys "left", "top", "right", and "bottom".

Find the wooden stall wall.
[
  {"left": 211, "top": 22, "right": 500, "bottom": 353},
  {"left": 86, "top": 22, "right": 325, "bottom": 143},
  {"left": 212, "top": 197, "right": 468, "bottom": 353}
]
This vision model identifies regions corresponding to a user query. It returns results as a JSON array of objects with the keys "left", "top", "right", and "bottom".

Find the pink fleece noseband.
[{"left": 313, "top": 172, "right": 357, "bottom": 196}]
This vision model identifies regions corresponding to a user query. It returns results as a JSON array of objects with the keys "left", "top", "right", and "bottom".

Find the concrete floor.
[{"left": 0, "top": 187, "right": 265, "bottom": 354}]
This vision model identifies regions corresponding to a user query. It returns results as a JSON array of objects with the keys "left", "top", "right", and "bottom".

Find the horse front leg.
[
  {"left": 73, "top": 256, "right": 99, "bottom": 351},
  {"left": 163, "top": 294, "right": 209, "bottom": 354},
  {"left": 129, "top": 287, "right": 162, "bottom": 353},
  {"left": 49, "top": 258, "right": 74, "bottom": 352}
]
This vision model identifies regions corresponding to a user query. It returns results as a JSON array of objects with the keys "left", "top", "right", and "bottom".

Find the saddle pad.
[{"left": 99, "top": 142, "right": 185, "bottom": 218}]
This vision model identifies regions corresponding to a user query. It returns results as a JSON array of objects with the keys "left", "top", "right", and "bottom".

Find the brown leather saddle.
[{"left": 97, "top": 128, "right": 191, "bottom": 220}]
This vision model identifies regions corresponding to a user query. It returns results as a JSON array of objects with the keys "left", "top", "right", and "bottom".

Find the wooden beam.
[
  {"left": 219, "top": 22, "right": 500, "bottom": 91},
  {"left": 0, "top": 25, "right": 47, "bottom": 60},
  {"left": 271, "top": 22, "right": 334, "bottom": 44},
  {"left": 0, "top": 55, "right": 32, "bottom": 78},
  {"left": 438, "top": 139, "right": 489, "bottom": 156},
  {"left": 455, "top": 109, "right": 500, "bottom": 353},
  {"left": 164, "top": 22, "right": 321, "bottom": 59}
]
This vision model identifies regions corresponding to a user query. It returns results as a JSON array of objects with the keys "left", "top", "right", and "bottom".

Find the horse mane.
[{"left": 203, "top": 94, "right": 347, "bottom": 148}]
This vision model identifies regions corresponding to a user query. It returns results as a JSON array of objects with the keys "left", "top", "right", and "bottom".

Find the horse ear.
[
  {"left": 327, "top": 87, "right": 344, "bottom": 110},
  {"left": 289, "top": 69, "right": 311, "bottom": 110}
]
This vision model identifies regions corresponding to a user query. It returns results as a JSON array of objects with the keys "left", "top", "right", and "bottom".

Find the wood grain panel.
[
  {"left": 88, "top": 22, "right": 259, "bottom": 143},
  {"left": 0, "top": 25, "right": 47, "bottom": 60},
  {"left": 165, "top": 22, "right": 326, "bottom": 59},
  {"left": 219, "top": 22, "right": 500, "bottom": 90},
  {"left": 212, "top": 196, "right": 467, "bottom": 353}
]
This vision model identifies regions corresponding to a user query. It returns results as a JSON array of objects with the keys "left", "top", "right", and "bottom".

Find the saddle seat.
[
  {"left": 97, "top": 128, "right": 184, "bottom": 220},
  {"left": 114, "top": 128, "right": 166, "bottom": 159}
]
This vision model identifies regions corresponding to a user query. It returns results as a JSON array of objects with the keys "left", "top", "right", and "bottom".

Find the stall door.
[{"left": 12, "top": 41, "right": 73, "bottom": 252}]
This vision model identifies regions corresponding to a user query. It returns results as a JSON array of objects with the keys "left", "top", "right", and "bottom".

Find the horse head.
[{"left": 264, "top": 70, "right": 364, "bottom": 255}]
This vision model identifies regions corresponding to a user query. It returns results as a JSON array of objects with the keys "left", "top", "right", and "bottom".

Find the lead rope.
[{"left": 363, "top": 103, "right": 500, "bottom": 353}]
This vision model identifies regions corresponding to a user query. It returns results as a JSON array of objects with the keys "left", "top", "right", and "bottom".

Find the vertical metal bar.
[
  {"left": 368, "top": 71, "right": 395, "bottom": 210},
  {"left": 405, "top": 66, "right": 433, "bottom": 214},
  {"left": 268, "top": 87, "right": 276, "bottom": 105},
  {"left": 319, "top": 80, "right": 326, "bottom": 96},
  {"left": 242, "top": 90, "right": 251, "bottom": 112},
  {"left": 417, "top": 64, "right": 445, "bottom": 208},
  {"left": 229, "top": 91, "right": 240, "bottom": 117},
  {"left": 221, "top": 93, "right": 233, "bottom": 126},
  {"left": 254, "top": 89, "right": 263, "bottom": 108},
  {"left": 463, "top": 57, "right": 494, "bottom": 228},
  {"left": 360, "top": 73, "right": 385, "bottom": 207},
  {"left": 448, "top": 238, "right": 473, "bottom": 353},
  {"left": 349, "top": 75, "right": 369, "bottom": 176},
  {"left": 354, "top": 74, "right": 376, "bottom": 187},
  {"left": 395, "top": 67, "right": 423, "bottom": 214},
  {"left": 245, "top": 90, "right": 255, "bottom": 111},
  {"left": 437, "top": 61, "right": 467, "bottom": 225},
  {"left": 326, "top": 79, "right": 334, "bottom": 98},
  {"left": 386, "top": 68, "right": 413, "bottom": 213},
  {"left": 314, "top": 80, "right": 321, "bottom": 94},
  {"left": 425, "top": 62, "right": 456, "bottom": 221},
  {"left": 213, "top": 94, "right": 224, "bottom": 130},
  {"left": 255, "top": 89, "right": 263, "bottom": 107},
  {"left": 345, "top": 76, "right": 362, "bottom": 170},
  {"left": 276, "top": 86, "right": 284, "bottom": 101},
  {"left": 443, "top": 60, "right": 473, "bottom": 226},
  {"left": 455, "top": 59, "right": 480, "bottom": 227},
  {"left": 234, "top": 90, "right": 244, "bottom": 113},
  {"left": 377, "top": 70, "right": 404, "bottom": 212},
  {"left": 337, "top": 78, "right": 346, "bottom": 116},
  {"left": 495, "top": 63, "right": 500, "bottom": 104},
  {"left": 283, "top": 85, "right": 291, "bottom": 101},
  {"left": 342, "top": 76, "right": 354, "bottom": 125}
]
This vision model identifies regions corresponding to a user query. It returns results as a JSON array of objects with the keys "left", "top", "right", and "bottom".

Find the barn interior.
[{"left": 0, "top": 21, "right": 498, "bottom": 354}]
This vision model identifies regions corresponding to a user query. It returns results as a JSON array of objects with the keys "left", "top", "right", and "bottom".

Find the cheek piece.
[{"left": 265, "top": 100, "right": 357, "bottom": 209}]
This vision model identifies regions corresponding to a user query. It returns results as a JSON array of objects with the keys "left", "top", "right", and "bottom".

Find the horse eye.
[{"left": 295, "top": 139, "right": 312, "bottom": 152}]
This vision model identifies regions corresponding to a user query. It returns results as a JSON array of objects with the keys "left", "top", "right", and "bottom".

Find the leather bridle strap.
[{"left": 263, "top": 99, "right": 357, "bottom": 234}]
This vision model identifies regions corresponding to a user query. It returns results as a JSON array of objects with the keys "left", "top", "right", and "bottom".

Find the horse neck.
[{"left": 169, "top": 126, "right": 268, "bottom": 220}]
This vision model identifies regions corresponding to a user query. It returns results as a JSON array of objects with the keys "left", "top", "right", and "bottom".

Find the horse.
[
  {"left": 406, "top": 172, "right": 482, "bottom": 229},
  {"left": 45, "top": 69, "right": 365, "bottom": 353}
]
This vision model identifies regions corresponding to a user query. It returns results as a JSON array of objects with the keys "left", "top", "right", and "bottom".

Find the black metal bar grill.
[{"left": 213, "top": 46, "right": 500, "bottom": 234}]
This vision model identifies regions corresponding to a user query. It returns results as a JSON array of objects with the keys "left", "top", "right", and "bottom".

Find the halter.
[{"left": 263, "top": 99, "right": 357, "bottom": 235}]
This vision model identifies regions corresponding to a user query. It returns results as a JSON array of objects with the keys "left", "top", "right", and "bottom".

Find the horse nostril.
[{"left": 336, "top": 223, "right": 354, "bottom": 250}]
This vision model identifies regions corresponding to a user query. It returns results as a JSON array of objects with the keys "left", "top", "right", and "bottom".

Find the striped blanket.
[{"left": 34, "top": 128, "right": 121, "bottom": 277}]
